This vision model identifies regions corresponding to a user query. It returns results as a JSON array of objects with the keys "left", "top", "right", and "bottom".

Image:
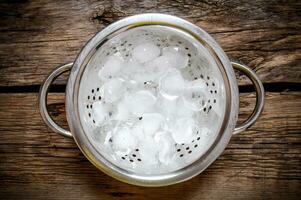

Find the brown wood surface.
[
  {"left": 0, "top": 0, "right": 301, "bottom": 86},
  {"left": 0, "top": 0, "right": 300, "bottom": 200},
  {"left": 0, "top": 92, "right": 300, "bottom": 200}
]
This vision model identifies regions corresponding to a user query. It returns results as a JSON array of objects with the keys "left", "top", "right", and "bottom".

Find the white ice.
[
  {"left": 121, "top": 60, "right": 143, "bottom": 80},
  {"left": 132, "top": 42, "right": 161, "bottom": 63},
  {"left": 98, "top": 55, "right": 123, "bottom": 80},
  {"left": 123, "top": 90, "right": 157, "bottom": 116},
  {"left": 162, "top": 46, "right": 189, "bottom": 69},
  {"left": 101, "top": 78, "right": 126, "bottom": 103},
  {"left": 187, "top": 79, "right": 207, "bottom": 93},
  {"left": 176, "top": 97, "right": 195, "bottom": 118},
  {"left": 151, "top": 54, "right": 175, "bottom": 69},
  {"left": 112, "top": 127, "right": 137, "bottom": 153},
  {"left": 202, "top": 109, "right": 221, "bottom": 130},
  {"left": 158, "top": 95, "right": 194, "bottom": 118},
  {"left": 91, "top": 37, "right": 216, "bottom": 170},
  {"left": 115, "top": 100, "right": 131, "bottom": 121},
  {"left": 131, "top": 124, "right": 145, "bottom": 141},
  {"left": 122, "top": 60, "right": 162, "bottom": 87},
  {"left": 92, "top": 101, "right": 108, "bottom": 125},
  {"left": 157, "top": 95, "right": 178, "bottom": 117},
  {"left": 154, "top": 131, "right": 175, "bottom": 164},
  {"left": 138, "top": 135, "right": 160, "bottom": 165},
  {"left": 171, "top": 117, "right": 197, "bottom": 144},
  {"left": 184, "top": 79, "right": 208, "bottom": 111},
  {"left": 137, "top": 113, "right": 165, "bottom": 137},
  {"left": 132, "top": 70, "right": 160, "bottom": 85},
  {"left": 159, "top": 69, "right": 186, "bottom": 98}
]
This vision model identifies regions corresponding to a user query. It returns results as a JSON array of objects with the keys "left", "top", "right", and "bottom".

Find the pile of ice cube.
[{"left": 92, "top": 41, "right": 209, "bottom": 166}]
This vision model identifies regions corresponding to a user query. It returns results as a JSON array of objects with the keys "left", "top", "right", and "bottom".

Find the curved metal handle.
[
  {"left": 39, "top": 63, "right": 73, "bottom": 138},
  {"left": 232, "top": 62, "right": 265, "bottom": 134}
]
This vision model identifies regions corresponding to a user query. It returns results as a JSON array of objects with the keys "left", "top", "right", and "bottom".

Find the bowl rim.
[{"left": 66, "top": 13, "right": 239, "bottom": 186}]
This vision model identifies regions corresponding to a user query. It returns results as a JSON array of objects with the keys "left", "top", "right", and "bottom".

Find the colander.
[{"left": 39, "top": 14, "right": 264, "bottom": 186}]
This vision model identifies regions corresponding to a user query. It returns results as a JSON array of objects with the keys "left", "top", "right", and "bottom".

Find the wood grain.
[
  {"left": 0, "top": 92, "right": 300, "bottom": 199},
  {"left": 0, "top": 1, "right": 300, "bottom": 199},
  {"left": 0, "top": 0, "right": 300, "bottom": 86}
]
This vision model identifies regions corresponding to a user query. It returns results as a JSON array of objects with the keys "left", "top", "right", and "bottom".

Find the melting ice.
[{"left": 93, "top": 39, "right": 212, "bottom": 170}]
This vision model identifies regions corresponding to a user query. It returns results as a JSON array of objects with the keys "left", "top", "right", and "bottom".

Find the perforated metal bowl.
[{"left": 39, "top": 14, "right": 264, "bottom": 186}]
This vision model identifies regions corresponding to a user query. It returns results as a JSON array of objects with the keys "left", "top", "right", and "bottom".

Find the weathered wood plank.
[
  {"left": 0, "top": 92, "right": 300, "bottom": 199},
  {"left": 0, "top": 0, "right": 300, "bottom": 86}
]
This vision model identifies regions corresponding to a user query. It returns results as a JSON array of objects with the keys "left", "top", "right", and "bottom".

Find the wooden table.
[{"left": 0, "top": 1, "right": 300, "bottom": 199}]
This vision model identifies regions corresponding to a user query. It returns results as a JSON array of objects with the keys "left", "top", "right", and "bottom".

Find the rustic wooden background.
[{"left": 0, "top": 0, "right": 300, "bottom": 199}]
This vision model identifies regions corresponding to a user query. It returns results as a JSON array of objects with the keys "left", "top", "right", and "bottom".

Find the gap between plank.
[{"left": 0, "top": 82, "right": 300, "bottom": 93}]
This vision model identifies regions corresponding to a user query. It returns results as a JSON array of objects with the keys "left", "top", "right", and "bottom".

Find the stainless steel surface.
[
  {"left": 231, "top": 62, "right": 265, "bottom": 134},
  {"left": 39, "top": 63, "right": 73, "bottom": 138},
  {"left": 65, "top": 13, "right": 238, "bottom": 186},
  {"left": 79, "top": 25, "right": 231, "bottom": 174}
]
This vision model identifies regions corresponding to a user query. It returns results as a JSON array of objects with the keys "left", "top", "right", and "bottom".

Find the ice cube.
[
  {"left": 138, "top": 135, "right": 159, "bottom": 165},
  {"left": 101, "top": 78, "right": 125, "bottom": 103},
  {"left": 132, "top": 42, "right": 161, "bottom": 63},
  {"left": 157, "top": 94, "right": 178, "bottom": 117},
  {"left": 176, "top": 97, "right": 195, "bottom": 118},
  {"left": 171, "top": 117, "right": 197, "bottom": 144},
  {"left": 162, "top": 46, "right": 188, "bottom": 69},
  {"left": 184, "top": 79, "right": 208, "bottom": 111},
  {"left": 131, "top": 123, "right": 145, "bottom": 141},
  {"left": 115, "top": 100, "right": 130, "bottom": 121},
  {"left": 159, "top": 69, "right": 186, "bottom": 98},
  {"left": 112, "top": 127, "right": 137, "bottom": 152},
  {"left": 98, "top": 55, "right": 123, "bottom": 80},
  {"left": 121, "top": 60, "right": 143, "bottom": 79},
  {"left": 187, "top": 79, "right": 207, "bottom": 92},
  {"left": 152, "top": 55, "right": 175, "bottom": 69},
  {"left": 132, "top": 71, "right": 159, "bottom": 84},
  {"left": 122, "top": 61, "right": 162, "bottom": 89},
  {"left": 92, "top": 101, "right": 108, "bottom": 125},
  {"left": 138, "top": 113, "right": 165, "bottom": 137},
  {"left": 158, "top": 95, "right": 193, "bottom": 118},
  {"left": 124, "top": 90, "right": 157, "bottom": 116},
  {"left": 154, "top": 131, "right": 175, "bottom": 164}
]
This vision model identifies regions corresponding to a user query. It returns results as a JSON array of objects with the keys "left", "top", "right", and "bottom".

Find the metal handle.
[
  {"left": 232, "top": 62, "right": 265, "bottom": 134},
  {"left": 39, "top": 63, "right": 73, "bottom": 138}
]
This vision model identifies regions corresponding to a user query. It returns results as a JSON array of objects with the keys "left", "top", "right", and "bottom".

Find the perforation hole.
[
  {"left": 82, "top": 29, "right": 222, "bottom": 171},
  {"left": 120, "top": 149, "right": 142, "bottom": 163}
]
